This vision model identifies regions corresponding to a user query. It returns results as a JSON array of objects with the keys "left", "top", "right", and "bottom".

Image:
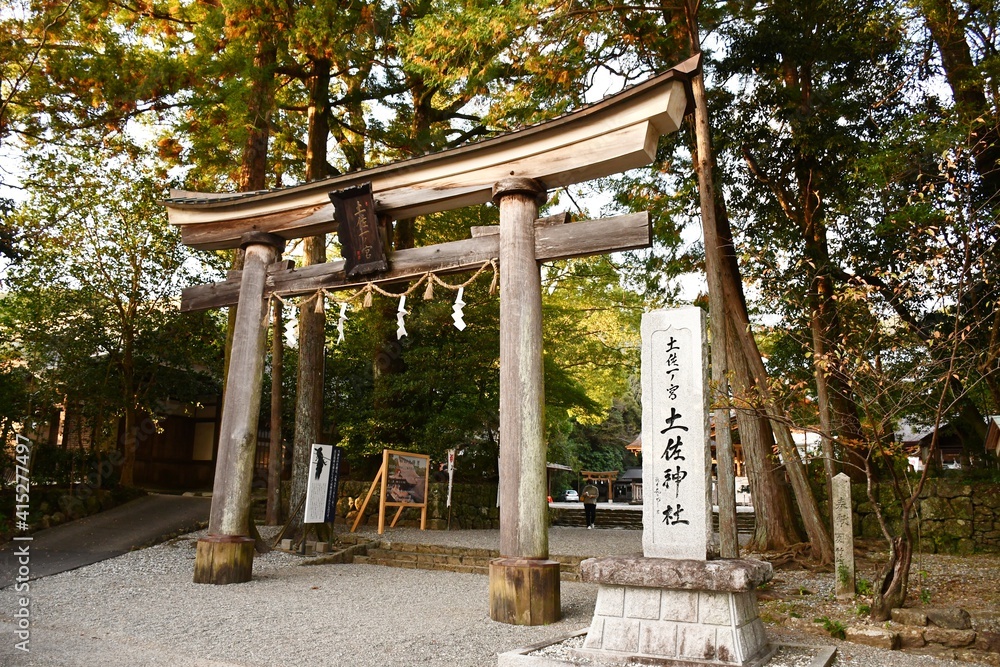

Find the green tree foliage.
[
  {"left": 0, "top": 141, "right": 224, "bottom": 483},
  {"left": 712, "top": 0, "right": 997, "bottom": 460}
]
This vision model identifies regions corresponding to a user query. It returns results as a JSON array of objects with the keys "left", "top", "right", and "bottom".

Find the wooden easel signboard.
[{"left": 351, "top": 449, "right": 430, "bottom": 534}]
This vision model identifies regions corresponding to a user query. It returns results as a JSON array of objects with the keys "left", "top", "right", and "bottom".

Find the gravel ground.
[
  {"left": 0, "top": 528, "right": 597, "bottom": 667},
  {"left": 768, "top": 628, "right": 978, "bottom": 667},
  {"left": 753, "top": 541, "right": 1000, "bottom": 637},
  {"left": 0, "top": 527, "right": 985, "bottom": 667}
]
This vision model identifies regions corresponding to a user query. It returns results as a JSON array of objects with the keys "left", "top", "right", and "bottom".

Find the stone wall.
[
  {"left": 328, "top": 481, "right": 499, "bottom": 531},
  {"left": 817, "top": 479, "right": 1000, "bottom": 554}
]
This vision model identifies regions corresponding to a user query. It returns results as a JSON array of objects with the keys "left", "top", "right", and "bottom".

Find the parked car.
[{"left": 562, "top": 489, "right": 579, "bottom": 502}]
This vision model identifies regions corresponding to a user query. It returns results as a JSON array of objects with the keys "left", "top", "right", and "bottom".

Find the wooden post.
[
  {"left": 489, "top": 558, "right": 561, "bottom": 625},
  {"left": 490, "top": 177, "right": 560, "bottom": 625},
  {"left": 350, "top": 464, "right": 384, "bottom": 533},
  {"left": 194, "top": 232, "right": 284, "bottom": 585},
  {"left": 378, "top": 449, "right": 389, "bottom": 535},
  {"left": 266, "top": 299, "right": 283, "bottom": 525}
]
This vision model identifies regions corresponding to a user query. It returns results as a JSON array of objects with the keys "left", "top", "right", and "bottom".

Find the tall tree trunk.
[
  {"left": 725, "top": 302, "right": 834, "bottom": 562},
  {"left": 222, "top": 38, "right": 277, "bottom": 410},
  {"left": 289, "top": 58, "right": 330, "bottom": 534},
  {"left": 809, "top": 268, "right": 867, "bottom": 482},
  {"left": 809, "top": 305, "right": 839, "bottom": 495},
  {"left": 119, "top": 335, "right": 137, "bottom": 487},
  {"left": 238, "top": 41, "right": 277, "bottom": 192},
  {"left": 793, "top": 62, "right": 867, "bottom": 482},
  {"left": 680, "top": 0, "right": 818, "bottom": 555},
  {"left": 685, "top": 56, "right": 739, "bottom": 557},
  {"left": 916, "top": 0, "right": 1000, "bottom": 198},
  {"left": 46, "top": 407, "right": 60, "bottom": 447},
  {"left": 330, "top": 70, "right": 369, "bottom": 173},
  {"left": 726, "top": 316, "right": 803, "bottom": 550},
  {"left": 915, "top": 0, "right": 998, "bottom": 465}
]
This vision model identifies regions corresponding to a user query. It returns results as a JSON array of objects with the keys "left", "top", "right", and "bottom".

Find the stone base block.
[
  {"left": 193, "top": 535, "right": 254, "bottom": 585},
  {"left": 575, "top": 556, "right": 772, "bottom": 666},
  {"left": 490, "top": 558, "right": 561, "bottom": 626},
  {"left": 844, "top": 626, "right": 899, "bottom": 650}
]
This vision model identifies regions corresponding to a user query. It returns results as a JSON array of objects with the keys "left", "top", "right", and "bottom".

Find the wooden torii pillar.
[
  {"left": 163, "top": 55, "right": 698, "bottom": 623},
  {"left": 194, "top": 231, "right": 284, "bottom": 584},
  {"left": 490, "top": 177, "right": 559, "bottom": 623}
]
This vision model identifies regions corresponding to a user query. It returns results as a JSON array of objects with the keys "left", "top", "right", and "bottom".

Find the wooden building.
[
  {"left": 987, "top": 416, "right": 1000, "bottom": 460},
  {"left": 129, "top": 397, "right": 222, "bottom": 489},
  {"left": 129, "top": 397, "right": 282, "bottom": 489}
]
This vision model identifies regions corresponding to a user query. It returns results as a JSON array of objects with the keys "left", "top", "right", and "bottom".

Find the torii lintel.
[{"left": 162, "top": 55, "right": 699, "bottom": 251}]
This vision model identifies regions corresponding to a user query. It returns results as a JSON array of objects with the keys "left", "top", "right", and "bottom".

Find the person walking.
[{"left": 581, "top": 483, "right": 599, "bottom": 529}]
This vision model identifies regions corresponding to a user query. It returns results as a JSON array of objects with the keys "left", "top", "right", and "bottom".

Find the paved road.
[{"left": 0, "top": 493, "right": 209, "bottom": 588}]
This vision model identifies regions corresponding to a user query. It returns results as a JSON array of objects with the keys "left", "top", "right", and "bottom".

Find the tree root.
[{"left": 767, "top": 542, "right": 830, "bottom": 571}]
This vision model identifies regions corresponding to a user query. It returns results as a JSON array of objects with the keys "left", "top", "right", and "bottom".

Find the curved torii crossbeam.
[
  {"left": 164, "top": 56, "right": 697, "bottom": 249},
  {"left": 166, "top": 55, "right": 698, "bottom": 626}
]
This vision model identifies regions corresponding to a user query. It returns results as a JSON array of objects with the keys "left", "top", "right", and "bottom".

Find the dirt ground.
[{"left": 747, "top": 539, "right": 1000, "bottom": 662}]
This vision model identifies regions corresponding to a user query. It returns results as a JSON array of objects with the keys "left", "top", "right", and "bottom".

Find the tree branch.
[{"left": 741, "top": 145, "right": 802, "bottom": 226}]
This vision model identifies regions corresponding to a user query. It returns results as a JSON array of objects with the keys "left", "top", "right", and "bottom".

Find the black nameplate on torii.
[{"left": 329, "top": 182, "right": 388, "bottom": 278}]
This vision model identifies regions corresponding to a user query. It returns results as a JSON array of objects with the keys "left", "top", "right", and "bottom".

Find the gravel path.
[
  {"left": 0, "top": 527, "right": 982, "bottom": 667},
  {"left": 0, "top": 529, "right": 596, "bottom": 667}
]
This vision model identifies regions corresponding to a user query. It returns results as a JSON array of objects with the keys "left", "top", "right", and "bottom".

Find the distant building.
[
  {"left": 986, "top": 416, "right": 1000, "bottom": 461},
  {"left": 612, "top": 467, "right": 643, "bottom": 504},
  {"left": 127, "top": 396, "right": 224, "bottom": 489},
  {"left": 895, "top": 420, "right": 967, "bottom": 470},
  {"left": 17, "top": 394, "right": 282, "bottom": 490}
]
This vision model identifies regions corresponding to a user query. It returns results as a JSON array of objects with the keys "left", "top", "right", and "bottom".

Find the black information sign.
[{"left": 329, "top": 182, "right": 388, "bottom": 278}]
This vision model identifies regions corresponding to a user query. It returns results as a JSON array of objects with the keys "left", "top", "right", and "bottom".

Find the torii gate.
[{"left": 164, "top": 55, "right": 698, "bottom": 625}]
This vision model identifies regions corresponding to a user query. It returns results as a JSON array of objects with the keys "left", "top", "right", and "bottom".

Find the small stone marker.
[
  {"left": 832, "top": 472, "right": 855, "bottom": 598},
  {"left": 641, "top": 306, "right": 713, "bottom": 559}
]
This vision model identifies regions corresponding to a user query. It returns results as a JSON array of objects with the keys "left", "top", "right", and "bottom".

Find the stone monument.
[
  {"left": 573, "top": 307, "right": 774, "bottom": 666},
  {"left": 832, "top": 472, "right": 855, "bottom": 599}
]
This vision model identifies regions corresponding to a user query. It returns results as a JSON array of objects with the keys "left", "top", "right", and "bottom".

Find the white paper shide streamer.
[
  {"left": 396, "top": 294, "right": 409, "bottom": 339},
  {"left": 452, "top": 286, "right": 466, "bottom": 331},
  {"left": 336, "top": 302, "right": 349, "bottom": 345}
]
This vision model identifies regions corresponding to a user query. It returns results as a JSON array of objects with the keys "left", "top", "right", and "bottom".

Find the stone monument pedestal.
[{"left": 572, "top": 556, "right": 774, "bottom": 666}]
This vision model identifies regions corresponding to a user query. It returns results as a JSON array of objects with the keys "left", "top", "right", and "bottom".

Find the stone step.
[
  {"left": 713, "top": 513, "right": 757, "bottom": 533},
  {"left": 352, "top": 543, "right": 584, "bottom": 581},
  {"left": 551, "top": 507, "right": 643, "bottom": 529},
  {"left": 551, "top": 507, "right": 757, "bottom": 532}
]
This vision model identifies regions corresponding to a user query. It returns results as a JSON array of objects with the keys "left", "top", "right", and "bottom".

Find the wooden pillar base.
[
  {"left": 193, "top": 535, "right": 254, "bottom": 585},
  {"left": 489, "top": 558, "right": 561, "bottom": 625}
]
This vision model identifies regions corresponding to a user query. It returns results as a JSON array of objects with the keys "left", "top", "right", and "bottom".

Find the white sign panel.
[
  {"left": 641, "top": 307, "right": 713, "bottom": 560},
  {"left": 446, "top": 449, "right": 455, "bottom": 508},
  {"left": 304, "top": 444, "right": 342, "bottom": 524}
]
